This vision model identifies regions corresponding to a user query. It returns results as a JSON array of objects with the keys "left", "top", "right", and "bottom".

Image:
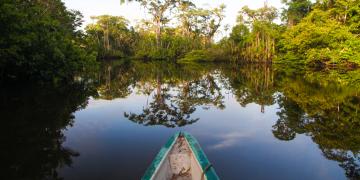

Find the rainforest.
[{"left": 1, "top": 0, "right": 360, "bottom": 82}]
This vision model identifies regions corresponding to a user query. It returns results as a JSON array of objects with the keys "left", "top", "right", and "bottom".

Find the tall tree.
[
  {"left": 121, "top": 0, "right": 187, "bottom": 48},
  {"left": 86, "top": 15, "right": 136, "bottom": 58},
  {"left": 199, "top": 4, "right": 226, "bottom": 46},
  {"left": 177, "top": 3, "right": 226, "bottom": 46},
  {"left": 281, "top": 0, "right": 312, "bottom": 27},
  {"left": 227, "top": 3, "right": 280, "bottom": 62}
]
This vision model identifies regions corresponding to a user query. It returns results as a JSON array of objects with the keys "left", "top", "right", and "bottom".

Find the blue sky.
[{"left": 63, "top": 0, "right": 284, "bottom": 38}]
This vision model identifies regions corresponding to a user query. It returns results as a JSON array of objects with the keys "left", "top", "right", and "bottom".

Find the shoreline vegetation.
[{"left": 0, "top": 0, "right": 360, "bottom": 83}]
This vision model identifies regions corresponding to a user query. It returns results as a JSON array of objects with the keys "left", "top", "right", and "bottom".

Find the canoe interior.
[{"left": 142, "top": 132, "right": 219, "bottom": 180}]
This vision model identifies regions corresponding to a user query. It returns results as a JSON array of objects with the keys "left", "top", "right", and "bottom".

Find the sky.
[{"left": 63, "top": 0, "right": 284, "bottom": 38}]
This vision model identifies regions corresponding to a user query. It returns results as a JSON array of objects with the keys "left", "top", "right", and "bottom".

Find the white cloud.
[{"left": 208, "top": 131, "right": 252, "bottom": 150}]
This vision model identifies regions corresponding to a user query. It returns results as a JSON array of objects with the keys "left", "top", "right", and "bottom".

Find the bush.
[{"left": 179, "top": 47, "right": 230, "bottom": 63}]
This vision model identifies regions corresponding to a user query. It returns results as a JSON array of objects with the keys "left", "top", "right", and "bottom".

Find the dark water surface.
[{"left": 2, "top": 61, "right": 360, "bottom": 180}]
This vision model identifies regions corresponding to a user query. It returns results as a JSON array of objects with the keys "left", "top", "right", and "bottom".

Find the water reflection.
[
  {"left": 273, "top": 74, "right": 360, "bottom": 179},
  {"left": 124, "top": 72, "right": 227, "bottom": 127},
  {"left": 95, "top": 61, "right": 360, "bottom": 179},
  {"left": 2, "top": 61, "right": 360, "bottom": 179},
  {"left": 222, "top": 64, "right": 275, "bottom": 113},
  {"left": 1, "top": 83, "right": 96, "bottom": 180},
  {"left": 97, "top": 61, "right": 226, "bottom": 127}
]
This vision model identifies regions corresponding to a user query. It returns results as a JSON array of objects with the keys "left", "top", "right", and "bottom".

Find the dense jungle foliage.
[
  {"left": 0, "top": 0, "right": 359, "bottom": 82},
  {"left": 0, "top": 0, "right": 98, "bottom": 82},
  {"left": 278, "top": 0, "right": 360, "bottom": 68}
]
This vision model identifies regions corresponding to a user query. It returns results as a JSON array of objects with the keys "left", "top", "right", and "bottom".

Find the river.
[{"left": 2, "top": 61, "right": 360, "bottom": 180}]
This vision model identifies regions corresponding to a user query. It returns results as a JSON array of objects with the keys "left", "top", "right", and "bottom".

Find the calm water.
[{"left": 2, "top": 61, "right": 360, "bottom": 180}]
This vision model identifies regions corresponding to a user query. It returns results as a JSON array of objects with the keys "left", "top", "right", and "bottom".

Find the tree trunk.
[{"left": 155, "top": 19, "right": 161, "bottom": 49}]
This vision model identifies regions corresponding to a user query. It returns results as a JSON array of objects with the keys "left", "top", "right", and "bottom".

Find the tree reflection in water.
[
  {"left": 272, "top": 72, "right": 360, "bottom": 179},
  {"left": 222, "top": 64, "right": 275, "bottom": 113},
  {"left": 3, "top": 61, "right": 359, "bottom": 179},
  {"left": 124, "top": 62, "right": 226, "bottom": 128},
  {"left": 0, "top": 83, "right": 96, "bottom": 180},
  {"left": 97, "top": 61, "right": 360, "bottom": 178}
]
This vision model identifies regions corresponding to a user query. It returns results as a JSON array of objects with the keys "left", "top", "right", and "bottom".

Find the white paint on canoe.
[
  {"left": 186, "top": 136, "right": 205, "bottom": 180},
  {"left": 151, "top": 135, "right": 205, "bottom": 180},
  {"left": 149, "top": 135, "right": 178, "bottom": 180}
]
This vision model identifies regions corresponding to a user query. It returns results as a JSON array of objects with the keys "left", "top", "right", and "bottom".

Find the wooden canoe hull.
[{"left": 142, "top": 132, "right": 219, "bottom": 180}]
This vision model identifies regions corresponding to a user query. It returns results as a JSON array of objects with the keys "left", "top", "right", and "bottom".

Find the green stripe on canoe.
[
  {"left": 141, "top": 132, "right": 219, "bottom": 180},
  {"left": 183, "top": 132, "right": 219, "bottom": 180},
  {"left": 142, "top": 132, "right": 179, "bottom": 180}
]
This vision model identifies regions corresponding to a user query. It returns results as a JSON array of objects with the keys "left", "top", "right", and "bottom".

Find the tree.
[
  {"left": 177, "top": 1, "right": 196, "bottom": 38},
  {"left": 278, "top": 0, "right": 360, "bottom": 68},
  {"left": 120, "top": 0, "right": 225, "bottom": 60},
  {"left": 281, "top": 0, "right": 313, "bottom": 27},
  {"left": 198, "top": 4, "right": 226, "bottom": 46},
  {"left": 280, "top": 9, "right": 360, "bottom": 67},
  {"left": 224, "top": 3, "right": 280, "bottom": 62},
  {"left": 0, "top": 0, "right": 98, "bottom": 82},
  {"left": 121, "top": 0, "right": 188, "bottom": 48},
  {"left": 86, "top": 15, "right": 136, "bottom": 58}
]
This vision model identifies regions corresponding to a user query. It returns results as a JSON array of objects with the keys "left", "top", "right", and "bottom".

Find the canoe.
[{"left": 142, "top": 132, "right": 219, "bottom": 180}]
